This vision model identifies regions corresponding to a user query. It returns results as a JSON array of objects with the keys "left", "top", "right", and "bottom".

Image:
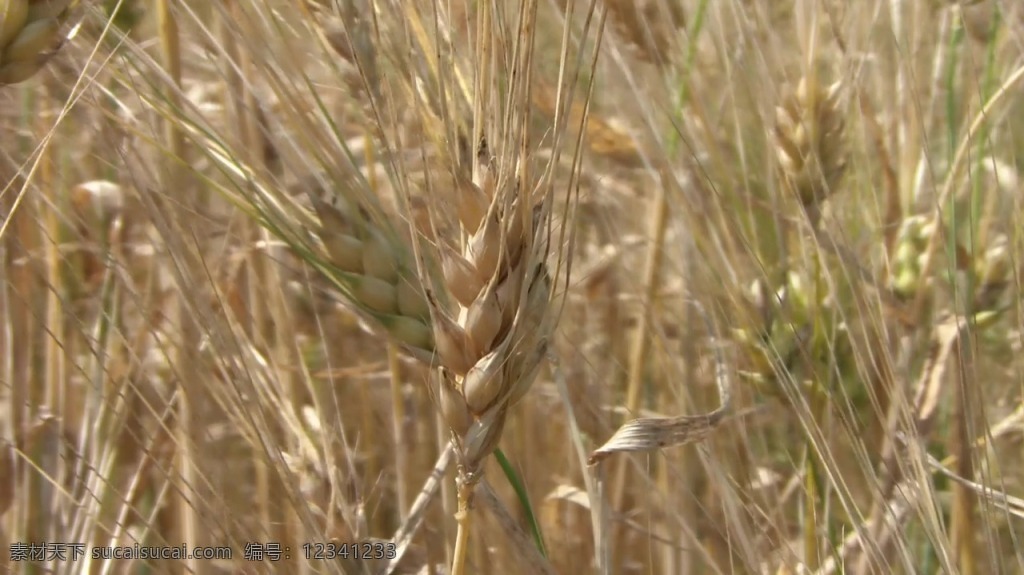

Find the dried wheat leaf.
[
  {"left": 587, "top": 411, "right": 726, "bottom": 465},
  {"left": 913, "top": 313, "right": 966, "bottom": 433},
  {"left": 477, "top": 480, "right": 558, "bottom": 575},
  {"left": 589, "top": 302, "right": 732, "bottom": 464},
  {"left": 924, "top": 448, "right": 1024, "bottom": 521}
]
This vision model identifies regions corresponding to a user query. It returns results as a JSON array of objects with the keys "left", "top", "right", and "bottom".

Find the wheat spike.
[
  {"left": 774, "top": 74, "right": 846, "bottom": 210},
  {"left": 303, "top": 168, "right": 554, "bottom": 472},
  {"left": 300, "top": 178, "right": 434, "bottom": 362},
  {"left": 193, "top": 7, "right": 560, "bottom": 484},
  {"left": 888, "top": 215, "right": 935, "bottom": 300},
  {"left": 604, "top": 0, "right": 686, "bottom": 64},
  {"left": 0, "top": 0, "right": 72, "bottom": 85},
  {"left": 432, "top": 172, "right": 554, "bottom": 475}
]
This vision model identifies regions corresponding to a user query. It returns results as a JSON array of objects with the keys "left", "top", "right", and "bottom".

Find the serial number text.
[{"left": 302, "top": 541, "right": 397, "bottom": 561}]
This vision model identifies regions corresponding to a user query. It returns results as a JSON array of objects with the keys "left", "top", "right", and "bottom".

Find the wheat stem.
[
  {"left": 389, "top": 342, "right": 410, "bottom": 520},
  {"left": 612, "top": 170, "right": 668, "bottom": 520},
  {"left": 451, "top": 478, "right": 473, "bottom": 575},
  {"left": 156, "top": 2, "right": 199, "bottom": 571}
]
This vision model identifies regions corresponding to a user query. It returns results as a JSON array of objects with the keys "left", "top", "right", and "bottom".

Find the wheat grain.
[{"left": 0, "top": 0, "right": 72, "bottom": 85}]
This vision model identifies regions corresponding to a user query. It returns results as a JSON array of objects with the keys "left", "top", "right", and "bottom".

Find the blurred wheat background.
[{"left": 2, "top": 0, "right": 1024, "bottom": 574}]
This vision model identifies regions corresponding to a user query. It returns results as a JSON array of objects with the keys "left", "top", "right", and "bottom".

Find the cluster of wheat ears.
[
  {"left": 4, "top": 0, "right": 1024, "bottom": 574},
  {"left": 3, "top": 0, "right": 728, "bottom": 572}
]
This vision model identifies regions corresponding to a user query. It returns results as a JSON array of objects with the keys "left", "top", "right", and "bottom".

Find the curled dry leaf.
[
  {"left": 587, "top": 411, "right": 727, "bottom": 465},
  {"left": 589, "top": 302, "right": 732, "bottom": 465},
  {"left": 912, "top": 313, "right": 969, "bottom": 435}
]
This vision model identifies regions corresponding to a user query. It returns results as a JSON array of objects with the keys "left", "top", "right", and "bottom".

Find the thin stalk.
[
  {"left": 611, "top": 0, "right": 708, "bottom": 525},
  {"left": 803, "top": 440, "right": 822, "bottom": 570},
  {"left": 156, "top": 2, "right": 199, "bottom": 572},
  {"left": 16, "top": 85, "right": 45, "bottom": 566},
  {"left": 219, "top": 0, "right": 277, "bottom": 552},
  {"left": 611, "top": 169, "right": 668, "bottom": 512},
  {"left": 974, "top": 9, "right": 1002, "bottom": 254},
  {"left": 950, "top": 330, "right": 977, "bottom": 574},
  {"left": 39, "top": 86, "right": 64, "bottom": 489},
  {"left": 437, "top": 410, "right": 455, "bottom": 568},
  {"left": 803, "top": 244, "right": 827, "bottom": 572},
  {"left": 389, "top": 343, "right": 410, "bottom": 520}
]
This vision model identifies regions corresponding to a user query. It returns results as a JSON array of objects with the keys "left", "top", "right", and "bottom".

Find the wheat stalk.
[{"left": 0, "top": 0, "right": 73, "bottom": 85}]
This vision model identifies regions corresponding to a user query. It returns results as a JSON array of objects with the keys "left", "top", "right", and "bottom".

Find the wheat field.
[{"left": 2, "top": 1, "right": 1024, "bottom": 574}]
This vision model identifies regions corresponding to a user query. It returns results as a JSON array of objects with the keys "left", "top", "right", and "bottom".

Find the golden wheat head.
[
  {"left": 433, "top": 167, "right": 555, "bottom": 474},
  {"left": 306, "top": 176, "right": 436, "bottom": 363},
  {"left": 774, "top": 74, "right": 846, "bottom": 210},
  {"left": 302, "top": 163, "right": 554, "bottom": 477}
]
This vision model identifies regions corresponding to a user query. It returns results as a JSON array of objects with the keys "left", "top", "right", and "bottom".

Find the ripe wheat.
[
  {"left": 774, "top": 73, "right": 846, "bottom": 211},
  {"left": 305, "top": 166, "right": 554, "bottom": 478}
]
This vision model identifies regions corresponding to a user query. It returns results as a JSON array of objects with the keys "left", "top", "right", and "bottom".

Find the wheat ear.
[
  {"left": 774, "top": 73, "right": 846, "bottom": 217},
  {"left": 304, "top": 176, "right": 436, "bottom": 363},
  {"left": 0, "top": 0, "right": 72, "bottom": 85}
]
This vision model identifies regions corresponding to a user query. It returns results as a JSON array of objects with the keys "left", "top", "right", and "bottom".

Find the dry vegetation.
[{"left": 2, "top": 0, "right": 1024, "bottom": 574}]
